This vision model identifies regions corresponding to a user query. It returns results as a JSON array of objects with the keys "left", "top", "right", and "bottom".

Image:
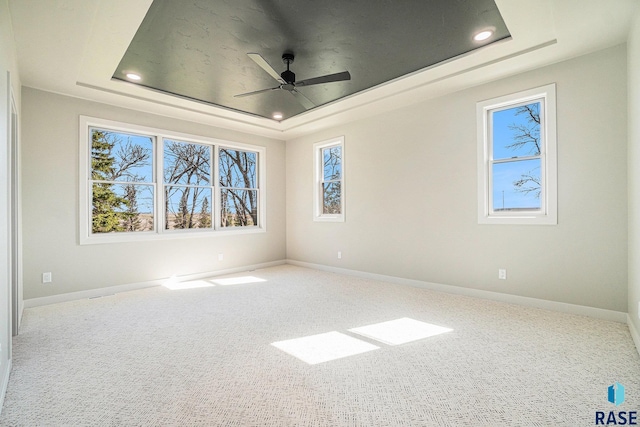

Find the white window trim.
[
  {"left": 79, "top": 116, "right": 266, "bottom": 245},
  {"left": 477, "top": 84, "right": 557, "bottom": 225},
  {"left": 313, "top": 137, "right": 345, "bottom": 222}
]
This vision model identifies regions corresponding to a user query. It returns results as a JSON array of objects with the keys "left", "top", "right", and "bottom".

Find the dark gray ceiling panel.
[{"left": 113, "top": 0, "right": 510, "bottom": 120}]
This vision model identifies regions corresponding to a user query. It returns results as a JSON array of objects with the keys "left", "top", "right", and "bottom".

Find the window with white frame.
[
  {"left": 163, "top": 139, "right": 213, "bottom": 230},
  {"left": 80, "top": 116, "right": 265, "bottom": 244},
  {"left": 219, "top": 148, "right": 259, "bottom": 227},
  {"left": 477, "top": 84, "right": 557, "bottom": 225},
  {"left": 314, "top": 137, "right": 344, "bottom": 222}
]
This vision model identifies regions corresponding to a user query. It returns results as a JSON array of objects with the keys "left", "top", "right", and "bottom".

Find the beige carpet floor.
[{"left": 1, "top": 265, "right": 639, "bottom": 426}]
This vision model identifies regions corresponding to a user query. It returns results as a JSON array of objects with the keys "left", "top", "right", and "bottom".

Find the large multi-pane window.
[
  {"left": 477, "top": 84, "right": 557, "bottom": 225},
  {"left": 313, "top": 137, "right": 344, "bottom": 222},
  {"left": 80, "top": 117, "right": 265, "bottom": 243}
]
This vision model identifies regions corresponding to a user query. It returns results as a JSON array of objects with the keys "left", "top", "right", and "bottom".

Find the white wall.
[
  {"left": 628, "top": 9, "right": 640, "bottom": 338},
  {"left": 287, "top": 45, "right": 628, "bottom": 313},
  {"left": 0, "top": 0, "right": 21, "bottom": 411},
  {"left": 21, "top": 88, "right": 286, "bottom": 300}
]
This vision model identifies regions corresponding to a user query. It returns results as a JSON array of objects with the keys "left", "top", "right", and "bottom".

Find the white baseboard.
[
  {"left": 23, "top": 258, "right": 627, "bottom": 324},
  {"left": 287, "top": 259, "right": 627, "bottom": 324},
  {"left": 0, "top": 358, "right": 11, "bottom": 417},
  {"left": 628, "top": 315, "right": 640, "bottom": 357},
  {"left": 24, "top": 260, "right": 286, "bottom": 308}
]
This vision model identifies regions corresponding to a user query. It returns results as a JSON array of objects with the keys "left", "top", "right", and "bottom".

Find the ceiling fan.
[{"left": 235, "top": 52, "right": 351, "bottom": 110}]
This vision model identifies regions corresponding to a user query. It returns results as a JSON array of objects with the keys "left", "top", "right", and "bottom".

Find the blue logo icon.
[{"left": 608, "top": 382, "right": 625, "bottom": 406}]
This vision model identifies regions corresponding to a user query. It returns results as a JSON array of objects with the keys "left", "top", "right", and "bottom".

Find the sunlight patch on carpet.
[
  {"left": 163, "top": 279, "right": 216, "bottom": 290},
  {"left": 349, "top": 317, "right": 453, "bottom": 345},
  {"left": 211, "top": 276, "right": 267, "bottom": 286},
  {"left": 271, "top": 331, "right": 379, "bottom": 365}
]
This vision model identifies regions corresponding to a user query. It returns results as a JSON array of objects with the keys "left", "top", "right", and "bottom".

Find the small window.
[
  {"left": 477, "top": 84, "right": 557, "bottom": 225},
  {"left": 314, "top": 137, "right": 345, "bottom": 222}
]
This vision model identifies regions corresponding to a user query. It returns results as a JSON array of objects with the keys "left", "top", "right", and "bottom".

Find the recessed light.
[
  {"left": 473, "top": 29, "right": 494, "bottom": 42},
  {"left": 272, "top": 112, "right": 283, "bottom": 120},
  {"left": 125, "top": 73, "right": 142, "bottom": 81}
]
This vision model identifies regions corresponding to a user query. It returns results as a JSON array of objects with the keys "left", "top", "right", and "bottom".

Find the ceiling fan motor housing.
[
  {"left": 281, "top": 69, "right": 295, "bottom": 84},
  {"left": 281, "top": 53, "right": 296, "bottom": 83}
]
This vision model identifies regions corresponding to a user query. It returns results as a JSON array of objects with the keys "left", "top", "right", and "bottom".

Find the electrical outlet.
[
  {"left": 337, "top": 251, "right": 342, "bottom": 259},
  {"left": 218, "top": 253, "right": 223, "bottom": 261},
  {"left": 42, "top": 272, "right": 52, "bottom": 283},
  {"left": 498, "top": 269, "right": 507, "bottom": 280}
]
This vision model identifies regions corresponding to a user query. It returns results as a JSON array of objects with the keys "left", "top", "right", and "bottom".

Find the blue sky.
[
  {"left": 323, "top": 146, "right": 342, "bottom": 181},
  {"left": 491, "top": 102, "right": 541, "bottom": 210}
]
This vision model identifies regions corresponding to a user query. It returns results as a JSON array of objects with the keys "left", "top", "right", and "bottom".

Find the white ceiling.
[{"left": 8, "top": 0, "right": 639, "bottom": 140}]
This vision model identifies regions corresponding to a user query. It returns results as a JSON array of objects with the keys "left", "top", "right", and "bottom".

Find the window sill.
[
  {"left": 313, "top": 214, "right": 345, "bottom": 223},
  {"left": 79, "top": 226, "right": 266, "bottom": 245},
  {"left": 478, "top": 214, "right": 557, "bottom": 225}
]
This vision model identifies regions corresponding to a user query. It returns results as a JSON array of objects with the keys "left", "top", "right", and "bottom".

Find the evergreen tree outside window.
[{"left": 89, "top": 128, "right": 154, "bottom": 233}]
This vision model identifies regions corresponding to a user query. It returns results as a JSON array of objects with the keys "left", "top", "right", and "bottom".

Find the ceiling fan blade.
[
  {"left": 234, "top": 86, "right": 280, "bottom": 98},
  {"left": 247, "top": 53, "right": 285, "bottom": 84},
  {"left": 296, "top": 71, "right": 351, "bottom": 87},
  {"left": 290, "top": 89, "right": 316, "bottom": 110}
]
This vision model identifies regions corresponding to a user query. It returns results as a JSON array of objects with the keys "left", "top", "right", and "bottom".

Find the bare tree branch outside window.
[
  {"left": 322, "top": 146, "right": 341, "bottom": 214},
  {"left": 507, "top": 104, "right": 541, "bottom": 199},
  {"left": 163, "top": 140, "right": 212, "bottom": 230},
  {"left": 490, "top": 101, "right": 543, "bottom": 211},
  {"left": 219, "top": 148, "right": 258, "bottom": 227}
]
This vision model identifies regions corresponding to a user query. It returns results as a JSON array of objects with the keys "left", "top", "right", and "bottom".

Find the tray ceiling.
[{"left": 113, "top": 0, "right": 510, "bottom": 121}]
